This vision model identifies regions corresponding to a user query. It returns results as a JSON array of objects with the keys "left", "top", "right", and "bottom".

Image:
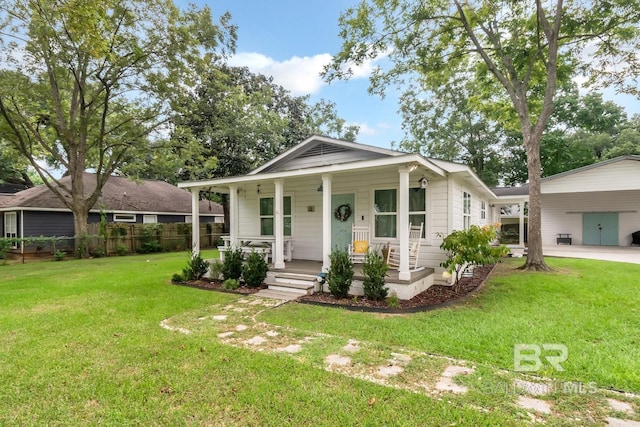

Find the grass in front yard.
[
  {"left": 262, "top": 257, "right": 640, "bottom": 393},
  {"left": 2, "top": 253, "right": 639, "bottom": 425},
  {"left": 0, "top": 251, "right": 518, "bottom": 426}
]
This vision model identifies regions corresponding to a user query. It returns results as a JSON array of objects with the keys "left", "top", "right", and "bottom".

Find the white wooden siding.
[
  {"left": 236, "top": 168, "right": 492, "bottom": 268},
  {"left": 542, "top": 159, "right": 640, "bottom": 194},
  {"left": 541, "top": 190, "right": 640, "bottom": 246}
]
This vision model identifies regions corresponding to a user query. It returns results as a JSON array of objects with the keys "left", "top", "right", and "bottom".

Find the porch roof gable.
[{"left": 248, "top": 135, "right": 404, "bottom": 175}]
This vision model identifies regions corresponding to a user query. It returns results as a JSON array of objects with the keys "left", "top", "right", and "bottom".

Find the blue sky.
[{"left": 189, "top": 1, "right": 639, "bottom": 150}]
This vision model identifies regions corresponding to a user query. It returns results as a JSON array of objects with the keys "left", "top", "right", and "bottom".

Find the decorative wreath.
[{"left": 334, "top": 203, "right": 352, "bottom": 222}]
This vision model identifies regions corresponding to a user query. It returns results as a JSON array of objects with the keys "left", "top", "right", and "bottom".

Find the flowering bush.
[{"left": 439, "top": 225, "right": 509, "bottom": 284}]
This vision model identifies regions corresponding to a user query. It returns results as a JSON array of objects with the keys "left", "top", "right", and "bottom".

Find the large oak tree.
[
  {"left": 325, "top": 0, "right": 640, "bottom": 270},
  {"left": 0, "top": 0, "right": 235, "bottom": 256}
]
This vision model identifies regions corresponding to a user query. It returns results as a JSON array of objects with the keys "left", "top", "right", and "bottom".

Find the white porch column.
[
  {"left": 398, "top": 166, "right": 411, "bottom": 280},
  {"left": 274, "top": 179, "right": 285, "bottom": 269},
  {"left": 229, "top": 185, "right": 239, "bottom": 247},
  {"left": 518, "top": 201, "right": 525, "bottom": 247},
  {"left": 322, "top": 174, "right": 332, "bottom": 273},
  {"left": 191, "top": 188, "right": 201, "bottom": 256}
]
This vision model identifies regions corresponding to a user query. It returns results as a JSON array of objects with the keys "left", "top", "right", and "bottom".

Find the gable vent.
[{"left": 298, "top": 143, "right": 350, "bottom": 158}]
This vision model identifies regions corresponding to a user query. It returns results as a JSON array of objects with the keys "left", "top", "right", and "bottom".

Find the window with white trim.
[
  {"left": 481, "top": 200, "right": 486, "bottom": 220},
  {"left": 185, "top": 215, "right": 193, "bottom": 223},
  {"left": 143, "top": 215, "right": 157, "bottom": 224},
  {"left": 4, "top": 212, "right": 17, "bottom": 249},
  {"left": 260, "top": 196, "right": 291, "bottom": 236},
  {"left": 374, "top": 189, "right": 397, "bottom": 238},
  {"left": 409, "top": 187, "right": 427, "bottom": 238},
  {"left": 463, "top": 191, "right": 471, "bottom": 230},
  {"left": 114, "top": 213, "right": 136, "bottom": 222}
]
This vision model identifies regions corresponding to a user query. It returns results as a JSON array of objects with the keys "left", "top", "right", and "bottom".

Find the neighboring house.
[
  {"left": 0, "top": 173, "right": 223, "bottom": 251},
  {"left": 179, "top": 135, "right": 497, "bottom": 299},
  {"left": 491, "top": 155, "right": 640, "bottom": 247}
]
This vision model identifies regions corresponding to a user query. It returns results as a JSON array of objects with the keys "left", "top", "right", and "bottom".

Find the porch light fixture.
[
  {"left": 256, "top": 184, "right": 261, "bottom": 194},
  {"left": 317, "top": 183, "right": 323, "bottom": 192},
  {"left": 418, "top": 177, "right": 428, "bottom": 188}
]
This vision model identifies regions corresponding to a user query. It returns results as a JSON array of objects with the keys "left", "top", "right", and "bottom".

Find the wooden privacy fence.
[{"left": 87, "top": 222, "right": 223, "bottom": 255}]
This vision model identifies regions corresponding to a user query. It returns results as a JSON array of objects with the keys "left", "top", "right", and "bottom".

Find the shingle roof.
[
  {"left": 491, "top": 184, "right": 529, "bottom": 196},
  {"left": 0, "top": 173, "right": 222, "bottom": 215}
]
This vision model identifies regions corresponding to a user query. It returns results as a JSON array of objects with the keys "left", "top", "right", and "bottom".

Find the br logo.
[{"left": 514, "top": 344, "right": 568, "bottom": 372}]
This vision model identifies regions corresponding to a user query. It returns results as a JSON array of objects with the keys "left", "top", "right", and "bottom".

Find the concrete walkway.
[{"left": 543, "top": 245, "right": 640, "bottom": 264}]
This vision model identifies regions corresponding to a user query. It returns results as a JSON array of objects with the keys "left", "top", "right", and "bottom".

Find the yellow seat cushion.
[{"left": 353, "top": 240, "right": 368, "bottom": 253}]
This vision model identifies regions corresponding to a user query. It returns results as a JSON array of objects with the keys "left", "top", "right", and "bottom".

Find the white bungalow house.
[{"left": 178, "top": 135, "right": 497, "bottom": 299}]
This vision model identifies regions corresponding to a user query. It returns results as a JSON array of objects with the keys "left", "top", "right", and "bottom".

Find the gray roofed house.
[{"left": 1, "top": 173, "right": 223, "bottom": 252}]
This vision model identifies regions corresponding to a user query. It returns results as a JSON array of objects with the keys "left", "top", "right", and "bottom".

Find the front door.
[
  {"left": 331, "top": 194, "right": 355, "bottom": 251},
  {"left": 583, "top": 213, "right": 619, "bottom": 246}
]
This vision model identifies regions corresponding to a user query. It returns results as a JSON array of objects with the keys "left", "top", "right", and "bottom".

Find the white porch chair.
[
  {"left": 348, "top": 224, "right": 370, "bottom": 264},
  {"left": 386, "top": 222, "right": 424, "bottom": 270}
]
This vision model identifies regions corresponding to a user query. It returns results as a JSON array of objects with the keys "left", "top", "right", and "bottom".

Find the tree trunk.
[
  {"left": 72, "top": 204, "right": 90, "bottom": 258},
  {"left": 521, "top": 131, "right": 551, "bottom": 271}
]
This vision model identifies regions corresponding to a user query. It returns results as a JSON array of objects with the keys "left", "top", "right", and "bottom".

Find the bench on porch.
[{"left": 556, "top": 233, "right": 572, "bottom": 245}]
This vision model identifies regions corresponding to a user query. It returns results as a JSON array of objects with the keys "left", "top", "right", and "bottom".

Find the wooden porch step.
[{"left": 254, "top": 289, "right": 302, "bottom": 301}]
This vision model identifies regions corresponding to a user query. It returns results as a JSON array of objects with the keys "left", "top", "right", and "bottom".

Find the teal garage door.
[{"left": 583, "top": 213, "right": 619, "bottom": 246}]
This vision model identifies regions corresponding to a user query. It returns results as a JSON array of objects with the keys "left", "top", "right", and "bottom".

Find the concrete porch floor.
[{"left": 270, "top": 259, "right": 435, "bottom": 284}]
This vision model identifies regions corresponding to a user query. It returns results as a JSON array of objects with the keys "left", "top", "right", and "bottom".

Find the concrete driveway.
[{"left": 543, "top": 245, "right": 640, "bottom": 264}]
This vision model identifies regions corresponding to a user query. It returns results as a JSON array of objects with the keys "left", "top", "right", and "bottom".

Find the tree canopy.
[
  {"left": 325, "top": 0, "right": 640, "bottom": 270},
  {"left": 0, "top": 0, "right": 236, "bottom": 255},
  {"left": 153, "top": 64, "right": 359, "bottom": 183}
]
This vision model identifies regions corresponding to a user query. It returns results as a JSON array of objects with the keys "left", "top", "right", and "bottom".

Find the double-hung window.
[
  {"left": 463, "top": 191, "right": 471, "bottom": 230},
  {"left": 409, "top": 187, "right": 427, "bottom": 238},
  {"left": 260, "top": 196, "right": 292, "bottom": 236},
  {"left": 374, "top": 188, "right": 428, "bottom": 238},
  {"left": 374, "top": 189, "right": 397, "bottom": 238},
  {"left": 4, "top": 212, "right": 17, "bottom": 249},
  {"left": 481, "top": 201, "right": 486, "bottom": 220}
]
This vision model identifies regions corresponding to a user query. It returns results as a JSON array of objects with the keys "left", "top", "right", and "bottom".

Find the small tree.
[
  {"left": 362, "top": 250, "right": 389, "bottom": 301},
  {"left": 182, "top": 252, "right": 210, "bottom": 281},
  {"left": 221, "top": 247, "right": 243, "bottom": 281},
  {"left": 242, "top": 252, "right": 269, "bottom": 288},
  {"left": 440, "top": 225, "right": 509, "bottom": 285},
  {"left": 327, "top": 249, "right": 354, "bottom": 298}
]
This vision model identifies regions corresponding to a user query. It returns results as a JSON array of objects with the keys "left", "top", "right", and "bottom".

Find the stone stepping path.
[{"left": 162, "top": 294, "right": 640, "bottom": 425}]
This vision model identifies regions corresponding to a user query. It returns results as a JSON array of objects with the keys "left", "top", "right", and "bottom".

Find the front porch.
[{"left": 264, "top": 259, "right": 436, "bottom": 300}]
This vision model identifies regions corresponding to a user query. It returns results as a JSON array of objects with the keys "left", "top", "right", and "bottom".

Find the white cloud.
[
  {"left": 350, "top": 122, "right": 377, "bottom": 136},
  {"left": 229, "top": 52, "right": 332, "bottom": 96},
  {"left": 228, "top": 51, "right": 384, "bottom": 96}
]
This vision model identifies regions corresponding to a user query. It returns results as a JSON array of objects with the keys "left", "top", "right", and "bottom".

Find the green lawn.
[{"left": 0, "top": 253, "right": 638, "bottom": 425}]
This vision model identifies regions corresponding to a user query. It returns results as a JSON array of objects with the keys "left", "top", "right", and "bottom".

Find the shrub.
[
  {"left": 221, "top": 247, "right": 243, "bottom": 281},
  {"left": 387, "top": 291, "right": 400, "bottom": 308},
  {"left": 116, "top": 244, "right": 128, "bottom": 256},
  {"left": 0, "top": 238, "right": 11, "bottom": 260},
  {"left": 53, "top": 250, "right": 66, "bottom": 261},
  {"left": 139, "top": 224, "right": 163, "bottom": 253},
  {"left": 362, "top": 250, "right": 389, "bottom": 301},
  {"left": 208, "top": 260, "right": 224, "bottom": 281},
  {"left": 171, "top": 273, "right": 184, "bottom": 283},
  {"left": 89, "top": 247, "right": 105, "bottom": 258},
  {"left": 242, "top": 251, "right": 269, "bottom": 288},
  {"left": 222, "top": 278, "right": 240, "bottom": 290},
  {"left": 439, "top": 225, "right": 509, "bottom": 284},
  {"left": 327, "top": 248, "right": 353, "bottom": 298},
  {"left": 182, "top": 253, "right": 210, "bottom": 281}
]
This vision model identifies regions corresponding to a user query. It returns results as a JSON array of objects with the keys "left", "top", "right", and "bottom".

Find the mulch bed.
[
  {"left": 298, "top": 264, "right": 495, "bottom": 312},
  {"left": 173, "top": 279, "right": 264, "bottom": 295},
  {"left": 174, "top": 264, "right": 495, "bottom": 312}
]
